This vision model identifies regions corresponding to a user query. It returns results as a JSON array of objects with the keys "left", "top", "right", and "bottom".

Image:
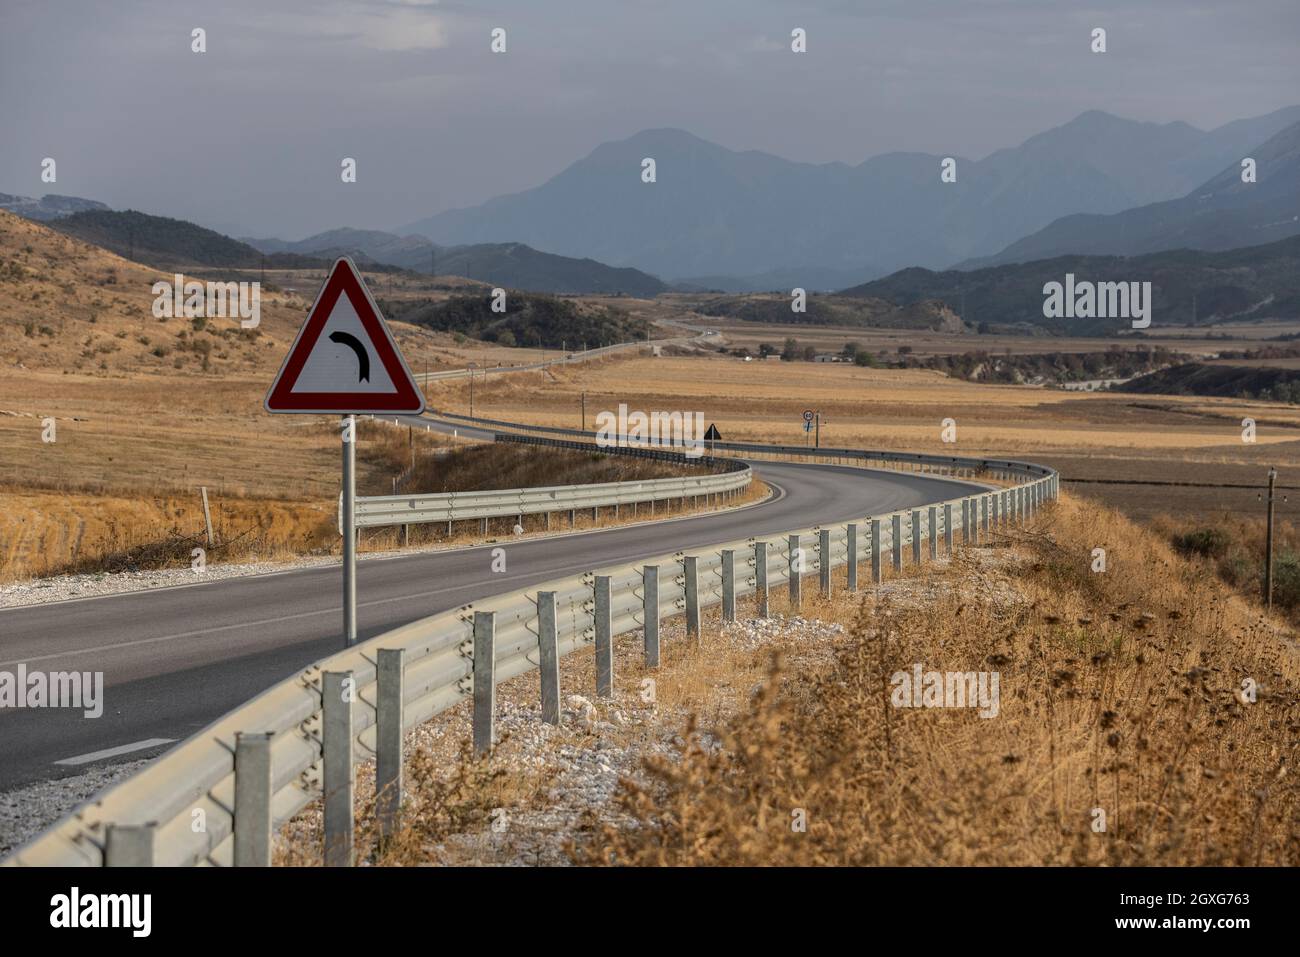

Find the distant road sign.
[
  {"left": 704, "top": 423, "right": 721, "bottom": 441},
  {"left": 803, "top": 409, "right": 815, "bottom": 421},
  {"left": 265, "top": 257, "right": 425, "bottom": 414},
  {"left": 803, "top": 420, "right": 814, "bottom": 432}
]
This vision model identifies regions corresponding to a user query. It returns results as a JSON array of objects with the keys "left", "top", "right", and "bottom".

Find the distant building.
[{"left": 814, "top": 354, "right": 843, "bottom": 363}]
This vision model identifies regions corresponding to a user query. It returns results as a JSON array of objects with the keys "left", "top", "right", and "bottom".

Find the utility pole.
[
  {"left": 815, "top": 411, "right": 821, "bottom": 450},
  {"left": 1266, "top": 466, "right": 1278, "bottom": 609},
  {"left": 581, "top": 391, "right": 586, "bottom": 431}
]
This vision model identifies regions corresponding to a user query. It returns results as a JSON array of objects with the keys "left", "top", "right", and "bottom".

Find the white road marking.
[
  {"left": 0, "top": 484, "right": 788, "bottom": 669},
  {"left": 54, "top": 738, "right": 175, "bottom": 766}
]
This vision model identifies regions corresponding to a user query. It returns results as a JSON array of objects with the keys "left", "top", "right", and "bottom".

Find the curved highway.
[{"left": 0, "top": 422, "right": 984, "bottom": 791}]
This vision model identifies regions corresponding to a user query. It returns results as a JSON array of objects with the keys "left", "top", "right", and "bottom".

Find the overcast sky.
[{"left": 2, "top": 0, "right": 1297, "bottom": 239}]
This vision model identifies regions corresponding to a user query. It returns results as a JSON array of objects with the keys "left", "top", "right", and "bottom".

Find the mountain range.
[
  {"left": 399, "top": 107, "right": 1300, "bottom": 283},
  {"left": 963, "top": 119, "right": 1300, "bottom": 267}
]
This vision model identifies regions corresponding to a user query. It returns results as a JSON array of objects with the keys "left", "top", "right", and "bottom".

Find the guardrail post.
[
  {"left": 962, "top": 499, "right": 971, "bottom": 544},
  {"left": 643, "top": 565, "right": 660, "bottom": 667},
  {"left": 928, "top": 506, "right": 938, "bottom": 560},
  {"left": 233, "top": 731, "right": 272, "bottom": 867},
  {"left": 594, "top": 576, "right": 613, "bottom": 697},
  {"left": 569, "top": 508, "right": 576, "bottom": 526},
  {"left": 871, "top": 519, "right": 882, "bottom": 583},
  {"left": 982, "top": 495, "right": 990, "bottom": 535},
  {"left": 684, "top": 556, "right": 701, "bottom": 640},
  {"left": 481, "top": 517, "right": 488, "bottom": 536},
  {"left": 944, "top": 503, "right": 953, "bottom": 553},
  {"left": 891, "top": 514, "right": 903, "bottom": 571},
  {"left": 721, "top": 549, "right": 736, "bottom": 622},
  {"left": 755, "top": 541, "right": 769, "bottom": 617},
  {"left": 472, "top": 611, "right": 496, "bottom": 757},
  {"left": 323, "top": 670, "right": 354, "bottom": 867},
  {"left": 846, "top": 523, "right": 858, "bottom": 591},
  {"left": 105, "top": 823, "right": 155, "bottom": 867},
  {"left": 818, "top": 528, "right": 832, "bottom": 597},
  {"left": 788, "top": 534, "right": 802, "bottom": 608},
  {"left": 911, "top": 510, "right": 922, "bottom": 565},
  {"left": 537, "top": 592, "right": 561, "bottom": 721},
  {"left": 376, "top": 648, "right": 404, "bottom": 845}
]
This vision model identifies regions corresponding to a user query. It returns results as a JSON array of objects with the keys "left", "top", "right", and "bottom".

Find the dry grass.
[{"left": 574, "top": 495, "right": 1300, "bottom": 866}]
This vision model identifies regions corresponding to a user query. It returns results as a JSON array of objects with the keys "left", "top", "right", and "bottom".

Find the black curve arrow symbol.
[{"left": 328, "top": 331, "right": 370, "bottom": 382}]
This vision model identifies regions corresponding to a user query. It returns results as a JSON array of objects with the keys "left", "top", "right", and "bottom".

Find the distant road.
[
  {"left": 0, "top": 417, "right": 981, "bottom": 791},
  {"left": 416, "top": 327, "right": 717, "bottom": 384}
]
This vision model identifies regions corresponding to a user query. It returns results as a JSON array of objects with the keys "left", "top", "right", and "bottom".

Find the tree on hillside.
[{"left": 781, "top": 337, "right": 800, "bottom": 361}]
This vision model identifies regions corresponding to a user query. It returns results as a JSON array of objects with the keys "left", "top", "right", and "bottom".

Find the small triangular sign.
[
  {"left": 704, "top": 423, "right": 721, "bottom": 441},
  {"left": 265, "top": 257, "right": 426, "bottom": 414}
]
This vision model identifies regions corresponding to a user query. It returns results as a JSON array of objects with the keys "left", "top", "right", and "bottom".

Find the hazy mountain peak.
[{"left": 399, "top": 106, "right": 1300, "bottom": 283}]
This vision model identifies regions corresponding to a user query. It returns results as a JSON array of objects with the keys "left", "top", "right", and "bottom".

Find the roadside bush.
[{"left": 1171, "top": 526, "right": 1230, "bottom": 559}]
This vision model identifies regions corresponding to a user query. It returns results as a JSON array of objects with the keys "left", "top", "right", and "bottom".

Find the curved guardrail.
[
  {"left": 3, "top": 427, "right": 1057, "bottom": 868},
  {"left": 355, "top": 433, "right": 750, "bottom": 529}
]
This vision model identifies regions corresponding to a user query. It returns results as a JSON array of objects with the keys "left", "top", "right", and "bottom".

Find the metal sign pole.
[{"left": 342, "top": 415, "right": 357, "bottom": 645}]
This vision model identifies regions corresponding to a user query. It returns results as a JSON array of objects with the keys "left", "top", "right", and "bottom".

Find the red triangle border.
[{"left": 265, "top": 258, "right": 426, "bottom": 414}]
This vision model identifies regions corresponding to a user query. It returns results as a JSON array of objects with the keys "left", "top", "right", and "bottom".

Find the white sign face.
[
  {"left": 265, "top": 257, "right": 425, "bottom": 415},
  {"left": 289, "top": 291, "right": 398, "bottom": 395}
]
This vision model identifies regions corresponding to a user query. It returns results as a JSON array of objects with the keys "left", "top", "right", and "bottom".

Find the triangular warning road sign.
[
  {"left": 265, "top": 257, "right": 426, "bottom": 414},
  {"left": 704, "top": 423, "right": 721, "bottom": 441}
]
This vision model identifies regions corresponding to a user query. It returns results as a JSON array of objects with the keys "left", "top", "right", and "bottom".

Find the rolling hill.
[
  {"left": 381, "top": 292, "right": 648, "bottom": 350},
  {"left": 841, "top": 235, "right": 1300, "bottom": 334},
  {"left": 244, "top": 229, "right": 666, "bottom": 296},
  {"left": 0, "top": 193, "right": 109, "bottom": 221},
  {"left": 692, "top": 293, "right": 965, "bottom": 332},
  {"left": 1120, "top": 363, "right": 1300, "bottom": 404},
  {"left": 46, "top": 210, "right": 335, "bottom": 271}
]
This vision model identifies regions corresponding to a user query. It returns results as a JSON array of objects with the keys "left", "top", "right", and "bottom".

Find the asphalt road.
[{"left": 0, "top": 437, "right": 982, "bottom": 791}]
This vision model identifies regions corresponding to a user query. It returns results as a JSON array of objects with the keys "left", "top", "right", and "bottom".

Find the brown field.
[
  {"left": 6, "top": 206, "right": 1300, "bottom": 586},
  {"left": 580, "top": 495, "right": 1300, "bottom": 866}
]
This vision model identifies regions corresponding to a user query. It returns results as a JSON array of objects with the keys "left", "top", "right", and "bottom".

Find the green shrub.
[{"left": 1172, "top": 527, "right": 1230, "bottom": 559}]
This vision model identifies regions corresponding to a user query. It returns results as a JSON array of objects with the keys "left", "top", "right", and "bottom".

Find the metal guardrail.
[
  {"left": 4, "top": 425, "right": 1058, "bottom": 868},
  {"left": 355, "top": 433, "right": 750, "bottom": 530}
]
